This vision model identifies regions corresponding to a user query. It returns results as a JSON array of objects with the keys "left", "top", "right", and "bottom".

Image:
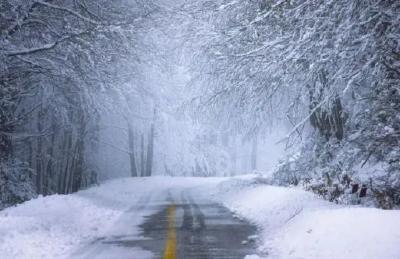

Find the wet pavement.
[{"left": 73, "top": 190, "right": 259, "bottom": 259}]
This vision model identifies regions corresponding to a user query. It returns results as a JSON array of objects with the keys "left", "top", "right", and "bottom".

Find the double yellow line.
[{"left": 163, "top": 205, "right": 177, "bottom": 259}]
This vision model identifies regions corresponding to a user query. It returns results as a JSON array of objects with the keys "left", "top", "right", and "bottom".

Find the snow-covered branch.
[{"left": 34, "top": 1, "right": 100, "bottom": 25}]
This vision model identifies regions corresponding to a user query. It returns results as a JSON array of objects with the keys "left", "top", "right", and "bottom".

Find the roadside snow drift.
[
  {"left": 212, "top": 177, "right": 400, "bottom": 259},
  {"left": 1, "top": 176, "right": 399, "bottom": 259},
  {"left": 270, "top": 208, "right": 400, "bottom": 259}
]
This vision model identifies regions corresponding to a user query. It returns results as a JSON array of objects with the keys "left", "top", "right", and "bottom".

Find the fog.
[{"left": 1, "top": 0, "right": 399, "bottom": 209}]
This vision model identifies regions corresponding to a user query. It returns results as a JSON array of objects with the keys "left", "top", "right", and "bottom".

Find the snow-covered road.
[{"left": 1, "top": 176, "right": 399, "bottom": 259}]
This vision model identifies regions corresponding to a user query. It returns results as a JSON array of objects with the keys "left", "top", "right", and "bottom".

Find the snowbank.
[
  {"left": 212, "top": 177, "right": 400, "bottom": 259},
  {"left": 270, "top": 208, "right": 400, "bottom": 259}
]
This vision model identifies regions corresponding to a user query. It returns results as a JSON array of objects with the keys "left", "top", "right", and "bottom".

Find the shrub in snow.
[{"left": 0, "top": 160, "right": 36, "bottom": 209}]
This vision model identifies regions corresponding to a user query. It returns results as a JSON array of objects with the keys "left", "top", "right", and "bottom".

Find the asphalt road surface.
[{"left": 73, "top": 189, "right": 259, "bottom": 259}]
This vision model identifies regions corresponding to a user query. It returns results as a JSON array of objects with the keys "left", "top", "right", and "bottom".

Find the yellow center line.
[{"left": 163, "top": 204, "right": 177, "bottom": 259}]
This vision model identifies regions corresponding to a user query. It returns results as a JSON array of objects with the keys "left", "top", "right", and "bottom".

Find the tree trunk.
[
  {"left": 71, "top": 138, "right": 84, "bottom": 192},
  {"left": 45, "top": 118, "right": 57, "bottom": 194},
  {"left": 36, "top": 107, "right": 43, "bottom": 194},
  {"left": 62, "top": 130, "right": 73, "bottom": 194},
  {"left": 251, "top": 134, "right": 258, "bottom": 171},
  {"left": 71, "top": 110, "right": 86, "bottom": 192},
  {"left": 231, "top": 135, "right": 237, "bottom": 176},
  {"left": 127, "top": 123, "right": 138, "bottom": 177},
  {"left": 140, "top": 133, "right": 145, "bottom": 177},
  {"left": 145, "top": 123, "right": 154, "bottom": 177}
]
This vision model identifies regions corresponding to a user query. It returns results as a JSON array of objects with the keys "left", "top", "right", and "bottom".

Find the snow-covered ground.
[
  {"left": 212, "top": 177, "right": 400, "bottom": 259},
  {"left": 0, "top": 176, "right": 399, "bottom": 259}
]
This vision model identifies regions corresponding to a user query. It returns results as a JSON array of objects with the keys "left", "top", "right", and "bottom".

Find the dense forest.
[
  {"left": 1, "top": 0, "right": 399, "bottom": 210},
  {"left": 0, "top": 0, "right": 159, "bottom": 207},
  {"left": 186, "top": 0, "right": 400, "bottom": 208}
]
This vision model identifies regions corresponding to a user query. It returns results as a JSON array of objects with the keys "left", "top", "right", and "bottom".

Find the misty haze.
[{"left": 0, "top": 0, "right": 399, "bottom": 259}]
